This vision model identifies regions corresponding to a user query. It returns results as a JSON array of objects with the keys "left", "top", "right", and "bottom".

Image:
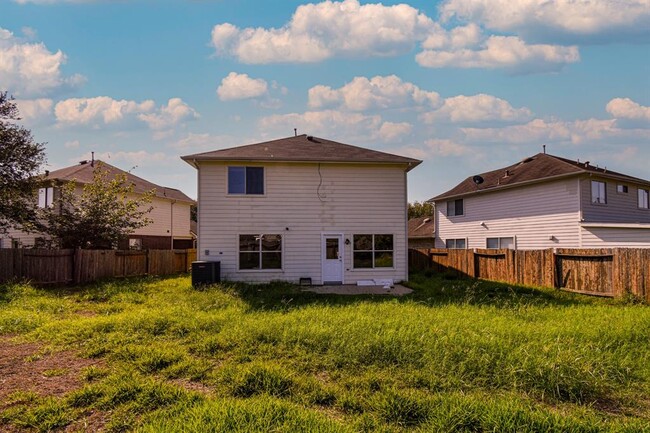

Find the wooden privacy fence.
[
  {"left": 409, "top": 248, "right": 650, "bottom": 301},
  {"left": 0, "top": 248, "right": 197, "bottom": 285}
]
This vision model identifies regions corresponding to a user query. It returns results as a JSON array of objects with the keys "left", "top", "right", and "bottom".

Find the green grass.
[{"left": 1, "top": 274, "right": 649, "bottom": 432}]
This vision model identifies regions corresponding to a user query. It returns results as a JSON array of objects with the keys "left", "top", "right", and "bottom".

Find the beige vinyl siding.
[
  {"left": 172, "top": 202, "right": 192, "bottom": 239},
  {"left": 197, "top": 162, "right": 408, "bottom": 284},
  {"left": 580, "top": 177, "right": 650, "bottom": 223},
  {"left": 580, "top": 227, "right": 650, "bottom": 248},
  {"left": 435, "top": 178, "right": 581, "bottom": 249}
]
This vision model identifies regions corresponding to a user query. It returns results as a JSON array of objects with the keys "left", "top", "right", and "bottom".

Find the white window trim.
[
  {"left": 638, "top": 188, "right": 650, "bottom": 210},
  {"left": 351, "top": 234, "right": 395, "bottom": 270},
  {"left": 446, "top": 199, "right": 464, "bottom": 217},
  {"left": 445, "top": 238, "right": 468, "bottom": 249},
  {"left": 227, "top": 166, "right": 267, "bottom": 197},
  {"left": 616, "top": 184, "right": 628, "bottom": 194},
  {"left": 591, "top": 180, "right": 607, "bottom": 205},
  {"left": 486, "top": 236, "right": 517, "bottom": 250},
  {"left": 237, "top": 233, "right": 283, "bottom": 271}
]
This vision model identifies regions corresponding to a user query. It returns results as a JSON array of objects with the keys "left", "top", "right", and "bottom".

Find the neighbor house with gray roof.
[
  {"left": 182, "top": 134, "right": 421, "bottom": 284},
  {"left": 428, "top": 153, "right": 650, "bottom": 249},
  {"left": 0, "top": 160, "right": 195, "bottom": 250}
]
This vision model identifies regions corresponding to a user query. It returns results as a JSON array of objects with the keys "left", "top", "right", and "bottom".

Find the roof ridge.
[{"left": 542, "top": 153, "right": 588, "bottom": 173}]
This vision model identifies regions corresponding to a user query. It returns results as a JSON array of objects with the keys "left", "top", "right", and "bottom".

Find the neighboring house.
[
  {"left": 429, "top": 153, "right": 650, "bottom": 249},
  {"left": 181, "top": 134, "right": 421, "bottom": 284},
  {"left": 408, "top": 216, "right": 436, "bottom": 249},
  {"left": 0, "top": 160, "right": 195, "bottom": 249}
]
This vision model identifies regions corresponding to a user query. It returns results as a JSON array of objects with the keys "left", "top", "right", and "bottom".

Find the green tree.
[
  {"left": 0, "top": 91, "right": 46, "bottom": 233},
  {"left": 39, "top": 164, "right": 154, "bottom": 249},
  {"left": 408, "top": 201, "right": 434, "bottom": 219}
]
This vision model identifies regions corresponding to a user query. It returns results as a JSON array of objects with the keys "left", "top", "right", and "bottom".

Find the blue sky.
[{"left": 2, "top": 0, "right": 649, "bottom": 201}]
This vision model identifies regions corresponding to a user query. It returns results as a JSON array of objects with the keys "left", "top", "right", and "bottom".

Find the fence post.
[{"left": 146, "top": 249, "right": 150, "bottom": 275}]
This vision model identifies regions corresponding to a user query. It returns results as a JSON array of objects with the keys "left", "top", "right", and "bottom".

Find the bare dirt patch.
[{"left": 0, "top": 337, "right": 102, "bottom": 408}]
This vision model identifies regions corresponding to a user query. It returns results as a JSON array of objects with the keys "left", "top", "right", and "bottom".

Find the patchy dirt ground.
[{"left": 0, "top": 337, "right": 102, "bottom": 407}]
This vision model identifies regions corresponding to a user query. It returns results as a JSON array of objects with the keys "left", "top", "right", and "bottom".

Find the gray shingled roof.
[
  {"left": 430, "top": 153, "right": 650, "bottom": 202},
  {"left": 181, "top": 134, "right": 421, "bottom": 171},
  {"left": 44, "top": 161, "right": 194, "bottom": 203}
]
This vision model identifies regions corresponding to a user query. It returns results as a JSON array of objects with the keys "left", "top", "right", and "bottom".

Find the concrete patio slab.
[{"left": 302, "top": 284, "right": 413, "bottom": 296}]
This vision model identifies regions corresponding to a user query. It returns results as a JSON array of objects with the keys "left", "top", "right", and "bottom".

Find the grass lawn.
[{"left": 1, "top": 273, "right": 649, "bottom": 432}]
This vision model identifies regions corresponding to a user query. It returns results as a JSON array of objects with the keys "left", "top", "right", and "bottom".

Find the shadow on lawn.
[{"left": 221, "top": 272, "right": 601, "bottom": 312}]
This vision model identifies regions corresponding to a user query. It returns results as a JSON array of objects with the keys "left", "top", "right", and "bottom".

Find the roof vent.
[
  {"left": 307, "top": 135, "right": 314, "bottom": 141},
  {"left": 503, "top": 169, "right": 511, "bottom": 178},
  {"left": 584, "top": 161, "right": 590, "bottom": 168},
  {"left": 79, "top": 160, "right": 88, "bottom": 165},
  {"left": 424, "top": 218, "right": 431, "bottom": 223},
  {"left": 520, "top": 157, "right": 534, "bottom": 164}
]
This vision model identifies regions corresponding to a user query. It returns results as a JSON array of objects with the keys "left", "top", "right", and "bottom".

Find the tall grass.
[{"left": 1, "top": 274, "right": 649, "bottom": 431}]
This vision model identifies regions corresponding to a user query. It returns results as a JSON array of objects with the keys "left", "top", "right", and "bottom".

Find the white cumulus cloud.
[
  {"left": 259, "top": 109, "right": 413, "bottom": 144},
  {"left": 439, "top": 0, "right": 650, "bottom": 43},
  {"left": 217, "top": 72, "right": 269, "bottom": 101},
  {"left": 308, "top": 75, "right": 440, "bottom": 111},
  {"left": 54, "top": 96, "right": 198, "bottom": 130},
  {"left": 421, "top": 94, "right": 532, "bottom": 124},
  {"left": 379, "top": 122, "right": 413, "bottom": 141},
  {"left": 14, "top": 98, "right": 54, "bottom": 125},
  {"left": 138, "top": 98, "right": 200, "bottom": 130},
  {"left": 0, "top": 27, "right": 85, "bottom": 97},
  {"left": 425, "top": 138, "right": 471, "bottom": 156},
  {"left": 211, "top": 0, "right": 435, "bottom": 63},
  {"left": 416, "top": 35, "right": 579, "bottom": 73},
  {"left": 606, "top": 98, "right": 650, "bottom": 122}
]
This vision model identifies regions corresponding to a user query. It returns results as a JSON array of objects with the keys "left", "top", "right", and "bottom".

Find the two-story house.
[
  {"left": 0, "top": 160, "right": 195, "bottom": 249},
  {"left": 181, "top": 134, "right": 421, "bottom": 284},
  {"left": 429, "top": 153, "right": 650, "bottom": 249}
]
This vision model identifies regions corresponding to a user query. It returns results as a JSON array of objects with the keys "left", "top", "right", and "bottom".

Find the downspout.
[
  {"left": 404, "top": 168, "right": 409, "bottom": 282},
  {"left": 170, "top": 200, "right": 175, "bottom": 249},
  {"left": 577, "top": 177, "right": 583, "bottom": 248}
]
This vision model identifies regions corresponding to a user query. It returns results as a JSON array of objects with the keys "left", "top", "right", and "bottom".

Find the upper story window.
[
  {"left": 228, "top": 167, "right": 264, "bottom": 195},
  {"left": 38, "top": 187, "right": 54, "bottom": 208},
  {"left": 639, "top": 188, "right": 649, "bottom": 209},
  {"left": 617, "top": 184, "right": 628, "bottom": 194},
  {"left": 487, "top": 237, "right": 515, "bottom": 249},
  {"left": 446, "top": 238, "right": 466, "bottom": 249},
  {"left": 447, "top": 199, "right": 464, "bottom": 216},
  {"left": 591, "top": 180, "right": 607, "bottom": 204}
]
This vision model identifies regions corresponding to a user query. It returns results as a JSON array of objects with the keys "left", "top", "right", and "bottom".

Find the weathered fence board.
[
  {"left": 409, "top": 247, "right": 649, "bottom": 299},
  {"left": 0, "top": 248, "right": 196, "bottom": 285}
]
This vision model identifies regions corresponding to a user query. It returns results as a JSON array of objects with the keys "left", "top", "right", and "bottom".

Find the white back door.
[{"left": 322, "top": 234, "right": 343, "bottom": 284}]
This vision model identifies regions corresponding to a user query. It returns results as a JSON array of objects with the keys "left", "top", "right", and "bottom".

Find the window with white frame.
[
  {"left": 486, "top": 237, "right": 515, "bottom": 249},
  {"left": 228, "top": 167, "right": 264, "bottom": 195},
  {"left": 353, "top": 234, "right": 393, "bottom": 268},
  {"left": 445, "top": 238, "right": 466, "bottom": 249},
  {"left": 639, "top": 188, "right": 649, "bottom": 209},
  {"left": 591, "top": 180, "right": 607, "bottom": 204},
  {"left": 447, "top": 199, "right": 464, "bottom": 216},
  {"left": 617, "top": 184, "right": 628, "bottom": 194},
  {"left": 38, "top": 187, "right": 54, "bottom": 208},
  {"left": 129, "top": 238, "right": 143, "bottom": 250},
  {"left": 239, "top": 234, "right": 282, "bottom": 270}
]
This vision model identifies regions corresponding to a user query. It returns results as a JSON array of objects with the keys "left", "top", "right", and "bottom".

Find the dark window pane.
[
  {"left": 354, "top": 235, "right": 372, "bottom": 250},
  {"left": 326, "top": 238, "right": 339, "bottom": 259},
  {"left": 239, "top": 252, "right": 259, "bottom": 269},
  {"left": 446, "top": 201, "right": 454, "bottom": 216},
  {"left": 375, "top": 252, "right": 393, "bottom": 268},
  {"left": 374, "top": 234, "right": 393, "bottom": 251},
  {"left": 261, "top": 234, "right": 281, "bottom": 251},
  {"left": 486, "top": 238, "right": 498, "bottom": 249},
  {"left": 228, "top": 167, "right": 245, "bottom": 194},
  {"left": 262, "top": 252, "right": 282, "bottom": 269},
  {"left": 455, "top": 199, "right": 464, "bottom": 216},
  {"left": 456, "top": 239, "right": 466, "bottom": 249},
  {"left": 246, "top": 167, "right": 264, "bottom": 194},
  {"left": 353, "top": 252, "right": 373, "bottom": 268},
  {"left": 446, "top": 239, "right": 455, "bottom": 249},
  {"left": 239, "top": 235, "right": 259, "bottom": 252}
]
